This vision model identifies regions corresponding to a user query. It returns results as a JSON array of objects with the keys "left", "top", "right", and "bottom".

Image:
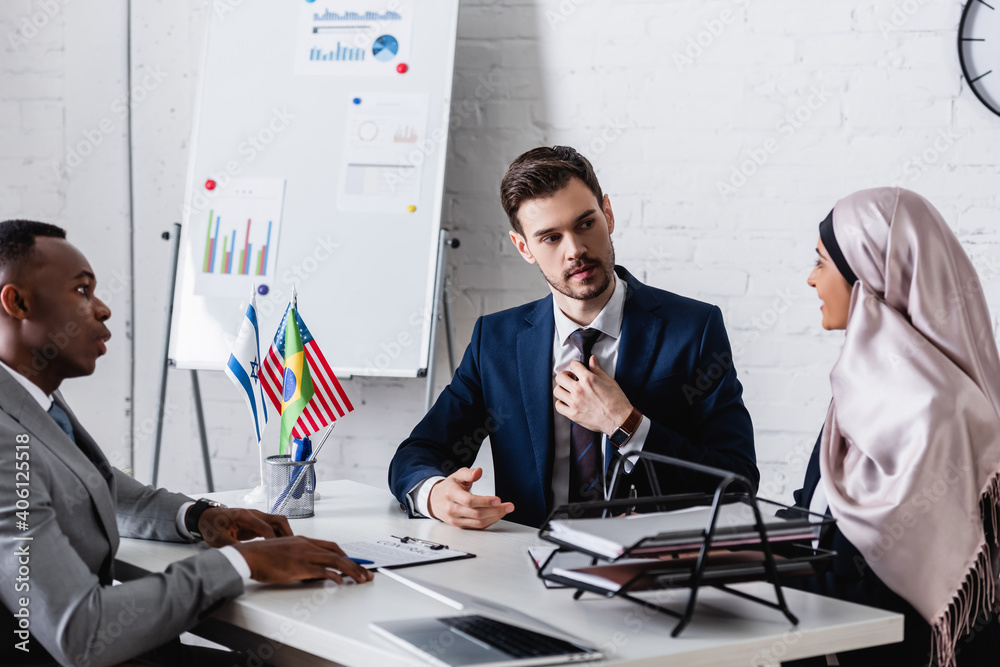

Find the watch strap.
[
  {"left": 609, "top": 408, "right": 643, "bottom": 448},
  {"left": 185, "top": 498, "right": 225, "bottom": 539}
]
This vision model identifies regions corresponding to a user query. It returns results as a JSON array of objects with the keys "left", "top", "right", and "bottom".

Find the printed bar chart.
[
  {"left": 192, "top": 178, "right": 284, "bottom": 296},
  {"left": 201, "top": 213, "right": 273, "bottom": 277},
  {"left": 313, "top": 10, "right": 402, "bottom": 21},
  {"left": 310, "top": 44, "right": 366, "bottom": 62}
]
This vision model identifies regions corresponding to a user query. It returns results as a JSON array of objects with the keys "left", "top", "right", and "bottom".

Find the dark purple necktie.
[{"left": 568, "top": 328, "right": 603, "bottom": 507}]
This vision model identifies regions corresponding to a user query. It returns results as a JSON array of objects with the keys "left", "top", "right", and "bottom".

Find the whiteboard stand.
[
  {"left": 424, "top": 230, "right": 459, "bottom": 412},
  {"left": 151, "top": 224, "right": 214, "bottom": 491},
  {"left": 442, "top": 274, "right": 457, "bottom": 375}
]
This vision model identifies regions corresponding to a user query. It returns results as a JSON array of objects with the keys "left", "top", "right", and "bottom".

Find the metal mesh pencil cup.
[{"left": 266, "top": 455, "right": 316, "bottom": 518}]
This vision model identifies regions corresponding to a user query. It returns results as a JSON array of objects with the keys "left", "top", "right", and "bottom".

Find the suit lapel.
[
  {"left": 517, "top": 296, "right": 555, "bottom": 506},
  {"left": 614, "top": 270, "right": 665, "bottom": 404},
  {"left": 0, "top": 364, "right": 29, "bottom": 424},
  {"left": 0, "top": 368, "right": 119, "bottom": 551},
  {"left": 53, "top": 393, "right": 120, "bottom": 550}
]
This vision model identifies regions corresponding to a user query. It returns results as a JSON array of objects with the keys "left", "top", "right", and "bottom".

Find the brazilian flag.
[{"left": 279, "top": 307, "right": 314, "bottom": 454}]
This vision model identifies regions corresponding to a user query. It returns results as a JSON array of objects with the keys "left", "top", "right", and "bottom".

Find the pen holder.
[{"left": 266, "top": 455, "right": 316, "bottom": 518}]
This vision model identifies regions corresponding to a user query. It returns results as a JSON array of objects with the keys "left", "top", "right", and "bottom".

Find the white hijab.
[{"left": 820, "top": 187, "right": 1000, "bottom": 667}]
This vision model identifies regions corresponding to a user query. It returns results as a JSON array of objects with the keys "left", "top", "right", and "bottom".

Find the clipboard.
[{"left": 341, "top": 535, "right": 476, "bottom": 570}]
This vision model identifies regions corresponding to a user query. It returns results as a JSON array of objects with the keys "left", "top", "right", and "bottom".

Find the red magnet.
[
  {"left": 397, "top": 63, "right": 408, "bottom": 74},
  {"left": 205, "top": 179, "right": 217, "bottom": 191}
]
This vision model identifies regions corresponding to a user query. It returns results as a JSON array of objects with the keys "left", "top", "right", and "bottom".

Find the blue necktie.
[
  {"left": 568, "top": 328, "right": 603, "bottom": 509},
  {"left": 48, "top": 402, "right": 75, "bottom": 442},
  {"left": 49, "top": 402, "right": 113, "bottom": 487}
]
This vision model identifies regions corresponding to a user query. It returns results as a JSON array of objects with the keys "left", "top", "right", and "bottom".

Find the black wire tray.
[{"left": 536, "top": 452, "right": 835, "bottom": 636}]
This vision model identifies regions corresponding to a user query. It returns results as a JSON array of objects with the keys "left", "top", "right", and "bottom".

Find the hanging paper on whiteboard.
[
  {"left": 191, "top": 178, "right": 286, "bottom": 298},
  {"left": 294, "top": 0, "right": 414, "bottom": 77},
  {"left": 338, "top": 93, "right": 429, "bottom": 212}
]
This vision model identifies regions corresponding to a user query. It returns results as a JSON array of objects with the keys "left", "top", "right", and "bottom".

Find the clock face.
[{"left": 960, "top": 0, "right": 1000, "bottom": 116}]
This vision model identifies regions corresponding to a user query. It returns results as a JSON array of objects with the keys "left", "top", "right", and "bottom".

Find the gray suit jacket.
[{"left": 0, "top": 366, "right": 244, "bottom": 666}]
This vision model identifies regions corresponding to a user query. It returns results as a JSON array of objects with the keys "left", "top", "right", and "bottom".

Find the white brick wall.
[
  {"left": 2, "top": 0, "right": 999, "bottom": 506},
  {"left": 0, "top": 0, "right": 132, "bottom": 471}
]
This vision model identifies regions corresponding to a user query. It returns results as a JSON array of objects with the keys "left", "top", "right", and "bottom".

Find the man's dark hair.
[
  {"left": 500, "top": 146, "right": 604, "bottom": 236},
  {"left": 0, "top": 220, "right": 67, "bottom": 275}
]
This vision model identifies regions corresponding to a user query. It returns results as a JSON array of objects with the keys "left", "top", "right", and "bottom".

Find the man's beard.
[{"left": 540, "top": 242, "right": 616, "bottom": 302}]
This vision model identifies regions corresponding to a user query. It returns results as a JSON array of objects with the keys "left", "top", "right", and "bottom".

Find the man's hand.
[
  {"left": 554, "top": 356, "right": 633, "bottom": 435},
  {"left": 233, "top": 536, "right": 375, "bottom": 585},
  {"left": 197, "top": 508, "right": 293, "bottom": 547},
  {"left": 427, "top": 467, "right": 514, "bottom": 529}
]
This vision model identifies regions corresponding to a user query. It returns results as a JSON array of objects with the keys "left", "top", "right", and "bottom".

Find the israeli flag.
[{"left": 225, "top": 290, "right": 268, "bottom": 443}]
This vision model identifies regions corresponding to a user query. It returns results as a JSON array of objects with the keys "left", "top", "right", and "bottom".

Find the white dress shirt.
[
  {"left": 0, "top": 358, "right": 251, "bottom": 581},
  {"left": 408, "top": 274, "right": 651, "bottom": 517}
]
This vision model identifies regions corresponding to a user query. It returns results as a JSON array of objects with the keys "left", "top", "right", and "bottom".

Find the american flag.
[{"left": 260, "top": 304, "right": 354, "bottom": 438}]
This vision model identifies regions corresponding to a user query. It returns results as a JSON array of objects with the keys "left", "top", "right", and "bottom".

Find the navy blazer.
[{"left": 388, "top": 266, "right": 758, "bottom": 528}]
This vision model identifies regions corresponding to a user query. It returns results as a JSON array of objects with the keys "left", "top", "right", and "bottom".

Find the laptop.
[{"left": 371, "top": 569, "right": 604, "bottom": 667}]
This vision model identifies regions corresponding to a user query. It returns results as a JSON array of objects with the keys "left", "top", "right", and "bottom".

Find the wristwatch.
[
  {"left": 609, "top": 408, "right": 643, "bottom": 449},
  {"left": 185, "top": 498, "right": 226, "bottom": 541}
]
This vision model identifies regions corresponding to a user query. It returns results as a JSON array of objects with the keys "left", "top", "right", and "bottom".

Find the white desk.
[{"left": 115, "top": 481, "right": 903, "bottom": 666}]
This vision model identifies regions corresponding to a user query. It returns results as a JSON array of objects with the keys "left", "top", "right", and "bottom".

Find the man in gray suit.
[{"left": 0, "top": 220, "right": 373, "bottom": 666}]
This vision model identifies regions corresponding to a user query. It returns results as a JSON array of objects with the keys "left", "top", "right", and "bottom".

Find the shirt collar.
[
  {"left": 553, "top": 273, "right": 626, "bottom": 346},
  {"left": 0, "top": 357, "right": 53, "bottom": 411}
]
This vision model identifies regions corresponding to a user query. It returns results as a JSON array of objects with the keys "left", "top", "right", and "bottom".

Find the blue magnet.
[
  {"left": 353, "top": 97, "right": 362, "bottom": 105},
  {"left": 257, "top": 284, "right": 269, "bottom": 295}
]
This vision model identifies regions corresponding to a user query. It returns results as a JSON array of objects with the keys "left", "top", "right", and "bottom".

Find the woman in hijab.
[{"left": 785, "top": 187, "right": 1000, "bottom": 667}]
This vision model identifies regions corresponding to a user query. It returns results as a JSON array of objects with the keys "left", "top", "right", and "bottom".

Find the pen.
[
  {"left": 349, "top": 557, "right": 374, "bottom": 565},
  {"left": 391, "top": 535, "right": 448, "bottom": 550}
]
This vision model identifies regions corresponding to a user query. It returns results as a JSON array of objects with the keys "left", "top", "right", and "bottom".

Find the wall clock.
[{"left": 959, "top": 0, "right": 1000, "bottom": 116}]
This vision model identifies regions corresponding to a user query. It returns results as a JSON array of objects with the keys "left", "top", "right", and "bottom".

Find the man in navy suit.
[{"left": 388, "top": 146, "right": 757, "bottom": 529}]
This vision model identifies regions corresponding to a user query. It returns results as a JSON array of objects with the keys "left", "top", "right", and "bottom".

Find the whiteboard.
[{"left": 169, "top": 0, "right": 460, "bottom": 378}]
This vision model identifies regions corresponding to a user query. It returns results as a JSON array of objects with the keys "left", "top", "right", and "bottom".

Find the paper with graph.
[
  {"left": 193, "top": 178, "right": 286, "bottom": 297},
  {"left": 338, "top": 92, "right": 429, "bottom": 212},
  {"left": 294, "top": 0, "right": 415, "bottom": 76}
]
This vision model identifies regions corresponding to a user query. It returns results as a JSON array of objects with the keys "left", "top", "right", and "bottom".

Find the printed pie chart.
[
  {"left": 358, "top": 121, "right": 378, "bottom": 142},
  {"left": 373, "top": 35, "right": 399, "bottom": 62}
]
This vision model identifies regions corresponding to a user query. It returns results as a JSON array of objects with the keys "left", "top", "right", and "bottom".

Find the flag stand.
[
  {"left": 242, "top": 444, "right": 267, "bottom": 503},
  {"left": 424, "top": 229, "right": 460, "bottom": 412},
  {"left": 151, "top": 224, "right": 215, "bottom": 492},
  {"left": 241, "top": 286, "right": 273, "bottom": 505}
]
